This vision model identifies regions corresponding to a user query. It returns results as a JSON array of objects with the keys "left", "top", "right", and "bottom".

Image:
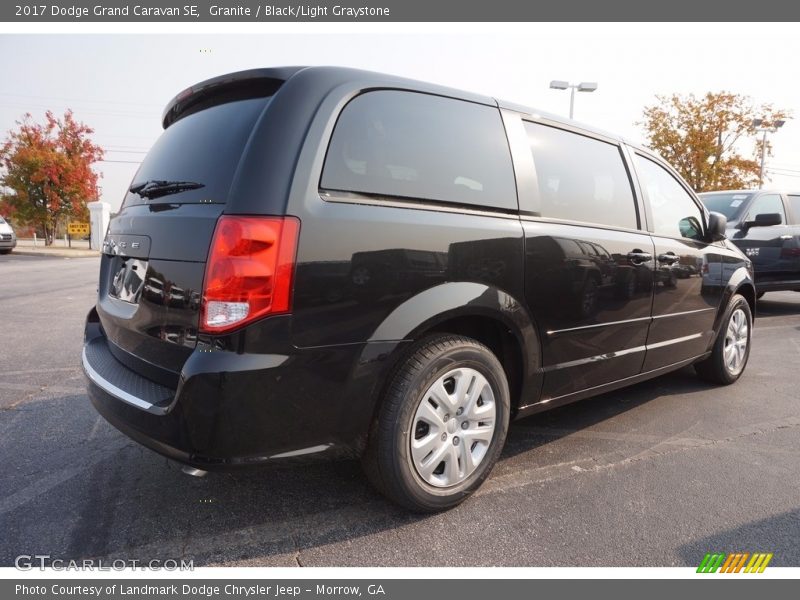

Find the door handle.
[
  {"left": 657, "top": 252, "right": 680, "bottom": 264},
  {"left": 627, "top": 251, "right": 653, "bottom": 265},
  {"left": 780, "top": 235, "right": 793, "bottom": 240}
]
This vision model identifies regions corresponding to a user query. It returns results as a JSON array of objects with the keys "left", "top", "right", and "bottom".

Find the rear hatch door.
[{"left": 96, "top": 93, "right": 273, "bottom": 386}]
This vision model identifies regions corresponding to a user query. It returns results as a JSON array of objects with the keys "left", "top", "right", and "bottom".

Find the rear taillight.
[{"left": 200, "top": 215, "right": 300, "bottom": 334}]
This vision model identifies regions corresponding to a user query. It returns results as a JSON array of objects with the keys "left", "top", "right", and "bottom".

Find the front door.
[
  {"left": 632, "top": 154, "right": 725, "bottom": 370},
  {"left": 731, "top": 193, "right": 797, "bottom": 287}
]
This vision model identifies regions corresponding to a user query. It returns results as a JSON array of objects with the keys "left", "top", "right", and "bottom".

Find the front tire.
[
  {"left": 363, "top": 334, "right": 510, "bottom": 512},
  {"left": 695, "top": 294, "right": 752, "bottom": 385}
]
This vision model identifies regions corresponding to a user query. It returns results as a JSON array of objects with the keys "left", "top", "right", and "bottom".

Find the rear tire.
[
  {"left": 694, "top": 294, "right": 752, "bottom": 385},
  {"left": 363, "top": 334, "right": 510, "bottom": 512}
]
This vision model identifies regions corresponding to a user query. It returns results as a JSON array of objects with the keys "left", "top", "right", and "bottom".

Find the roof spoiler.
[{"left": 161, "top": 66, "right": 307, "bottom": 128}]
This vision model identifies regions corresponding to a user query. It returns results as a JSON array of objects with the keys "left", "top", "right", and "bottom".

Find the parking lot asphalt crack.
[
  {"left": 585, "top": 416, "right": 800, "bottom": 471},
  {"left": 289, "top": 533, "right": 304, "bottom": 567},
  {"left": 0, "top": 442, "right": 132, "bottom": 517},
  {"left": 481, "top": 415, "right": 800, "bottom": 496}
]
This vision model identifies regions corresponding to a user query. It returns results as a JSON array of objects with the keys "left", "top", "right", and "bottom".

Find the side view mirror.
[
  {"left": 706, "top": 211, "right": 727, "bottom": 242},
  {"left": 747, "top": 213, "right": 783, "bottom": 228}
]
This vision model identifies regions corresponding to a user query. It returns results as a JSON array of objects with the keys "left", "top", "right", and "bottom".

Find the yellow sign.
[{"left": 68, "top": 222, "right": 90, "bottom": 236}]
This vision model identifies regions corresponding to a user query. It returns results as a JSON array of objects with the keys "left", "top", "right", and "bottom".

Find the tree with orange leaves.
[
  {"left": 640, "top": 92, "right": 789, "bottom": 192},
  {"left": 0, "top": 110, "right": 103, "bottom": 245}
]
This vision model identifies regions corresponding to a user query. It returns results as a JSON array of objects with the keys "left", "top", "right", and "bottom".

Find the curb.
[{"left": 9, "top": 249, "right": 100, "bottom": 258}]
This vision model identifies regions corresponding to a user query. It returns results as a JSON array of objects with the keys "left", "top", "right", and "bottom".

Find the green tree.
[
  {"left": 0, "top": 110, "right": 103, "bottom": 244},
  {"left": 640, "top": 92, "right": 789, "bottom": 192}
]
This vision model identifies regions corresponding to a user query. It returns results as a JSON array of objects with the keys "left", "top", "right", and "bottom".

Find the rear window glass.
[
  {"left": 321, "top": 90, "right": 517, "bottom": 211},
  {"left": 123, "top": 97, "right": 270, "bottom": 207},
  {"left": 699, "top": 192, "right": 753, "bottom": 220},
  {"left": 524, "top": 122, "right": 637, "bottom": 229},
  {"left": 787, "top": 195, "right": 800, "bottom": 224}
]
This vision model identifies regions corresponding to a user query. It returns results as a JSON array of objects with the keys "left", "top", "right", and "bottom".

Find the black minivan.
[{"left": 83, "top": 67, "right": 755, "bottom": 511}]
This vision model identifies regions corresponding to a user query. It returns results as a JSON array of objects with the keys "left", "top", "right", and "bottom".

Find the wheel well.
[
  {"left": 425, "top": 315, "right": 525, "bottom": 415},
  {"left": 737, "top": 283, "right": 756, "bottom": 318}
]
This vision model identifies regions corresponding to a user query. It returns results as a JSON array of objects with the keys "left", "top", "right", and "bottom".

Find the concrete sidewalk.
[{"left": 10, "top": 240, "right": 99, "bottom": 258}]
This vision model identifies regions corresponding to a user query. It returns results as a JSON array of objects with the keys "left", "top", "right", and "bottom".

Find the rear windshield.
[
  {"left": 122, "top": 97, "right": 270, "bottom": 207},
  {"left": 699, "top": 192, "right": 753, "bottom": 220}
]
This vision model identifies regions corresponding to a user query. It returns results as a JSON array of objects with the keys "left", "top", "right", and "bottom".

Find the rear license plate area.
[{"left": 109, "top": 257, "right": 149, "bottom": 304}]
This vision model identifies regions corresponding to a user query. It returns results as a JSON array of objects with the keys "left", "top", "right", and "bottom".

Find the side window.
[
  {"left": 321, "top": 90, "right": 517, "bottom": 211},
  {"left": 634, "top": 155, "right": 704, "bottom": 241},
  {"left": 524, "top": 122, "right": 637, "bottom": 229},
  {"left": 746, "top": 194, "right": 786, "bottom": 224},
  {"left": 788, "top": 195, "right": 800, "bottom": 224}
]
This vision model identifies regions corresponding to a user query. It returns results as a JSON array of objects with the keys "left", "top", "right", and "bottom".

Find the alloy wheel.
[{"left": 723, "top": 308, "right": 748, "bottom": 375}]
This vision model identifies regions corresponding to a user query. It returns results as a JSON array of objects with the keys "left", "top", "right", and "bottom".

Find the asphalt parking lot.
[{"left": 1, "top": 253, "right": 799, "bottom": 567}]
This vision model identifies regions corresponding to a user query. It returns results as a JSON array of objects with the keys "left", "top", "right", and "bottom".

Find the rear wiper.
[{"left": 128, "top": 179, "right": 205, "bottom": 199}]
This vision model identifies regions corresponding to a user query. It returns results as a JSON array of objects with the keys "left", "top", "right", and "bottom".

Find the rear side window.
[
  {"left": 524, "top": 122, "right": 638, "bottom": 229},
  {"left": 321, "top": 90, "right": 517, "bottom": 211},
  {"left": 123, "top": 96, "right": 270, "bottom": 207},
  {"left": 788, "top": 195, "right": 800, "bottom": 224}
]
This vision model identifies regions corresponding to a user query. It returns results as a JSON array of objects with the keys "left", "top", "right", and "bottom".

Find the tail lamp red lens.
[{"left": 200, "top": 215, "right": 300, "bottom": 334}]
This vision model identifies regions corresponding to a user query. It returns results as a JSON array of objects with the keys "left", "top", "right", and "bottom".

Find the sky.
[{"left": 2, "top": 24, "right": 800, "bottom": 212}]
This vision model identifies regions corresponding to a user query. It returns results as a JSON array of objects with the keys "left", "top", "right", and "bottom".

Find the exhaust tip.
[{"left": 181, "top": 466, "right": 208, "bottom": 477}]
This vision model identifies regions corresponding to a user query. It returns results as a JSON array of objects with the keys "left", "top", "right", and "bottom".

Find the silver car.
[{"left": 0, "top": 216, "right": 17, "bottom": 254}]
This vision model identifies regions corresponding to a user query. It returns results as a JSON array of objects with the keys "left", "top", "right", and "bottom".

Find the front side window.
[
  {"left": 321, "top": 90, "right": 517, "bottom": 211},
  {"left": 523, "top": 122, "right": 638, "bottom": 230},
  {"left": 634, "top": 155, "right": 704, "bottom": 241},
  {"left": 746, "top": 194, "right": 785, "bottom": 224}
]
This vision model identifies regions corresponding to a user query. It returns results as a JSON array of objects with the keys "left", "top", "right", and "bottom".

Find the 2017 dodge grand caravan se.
[{"left": 83, "top": 67, "right": 755, "bottom": 511}]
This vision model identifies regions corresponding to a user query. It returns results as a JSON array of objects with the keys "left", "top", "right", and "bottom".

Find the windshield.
[
  {"left": 0, "top": 217, "right": 5, "bottom": 224},
  {"left": 122, "top": 96, "right": 271, "bottom": 207},
  {"left": 699, "top": 192, "right": 753, "bottom": 221}
]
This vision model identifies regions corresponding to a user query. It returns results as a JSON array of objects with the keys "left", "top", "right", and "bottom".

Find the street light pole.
[
  {"left": 752, "top": 118, "right": 786, "bottom": 189},
  {"left": 569, "top": 87, "right": 576, "bottom": 119},
  {"left": 550, "top": 80, "right": 598, "bottom": 119}
]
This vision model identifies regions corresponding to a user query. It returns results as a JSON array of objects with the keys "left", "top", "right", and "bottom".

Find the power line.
[
  {"left": 98, "top": 159, "right": 141, "bottom": 164},
  {"left": 766, "top": 166, "right": 800, "bottom": 174},
  {"left": 0, "top": 92, "right": 162, "bottom": 108},
  {"left": 104, "top": 149, "right": 148, "bottom": 155},
  {"left": 766, "top": 170, "right": 800, "bottom": 178},
  {"left": 104, "top": 145, "right": 151, "bottom": 151},
  {"left": 0, "top": 101, "right": 155, "bottom": 119}
]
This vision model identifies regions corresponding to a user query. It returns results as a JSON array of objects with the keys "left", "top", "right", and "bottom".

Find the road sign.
[{"left": 67, "top": 222, "right": 90, "bottom": 236}]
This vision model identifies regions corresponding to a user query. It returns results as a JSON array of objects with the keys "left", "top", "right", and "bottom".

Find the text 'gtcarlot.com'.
[{"left": 14, "top": 555, "right": 193, "bottom": 571}]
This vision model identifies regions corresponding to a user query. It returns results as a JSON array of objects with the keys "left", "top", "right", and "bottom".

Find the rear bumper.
[{"left": 83, "top": 315, "right": 400, "bottom": 470}]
